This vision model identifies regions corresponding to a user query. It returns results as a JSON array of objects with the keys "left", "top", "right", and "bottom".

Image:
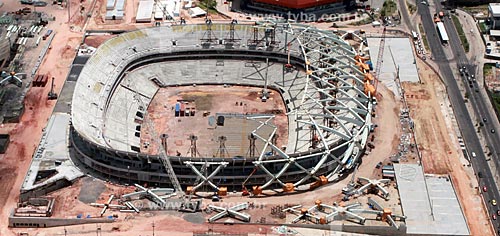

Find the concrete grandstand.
[{"left": 68, "top": 21, "right": 373, "bottom": 194}]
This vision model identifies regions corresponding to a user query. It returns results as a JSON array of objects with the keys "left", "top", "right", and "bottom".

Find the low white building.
[
  {"left": 105, "top": 10, "right": 124, "bottom": 20},
  {"left": 188, "top": 7, "right": 206, "bottom": 18},
  {"left": 489, "top": 3, "right": 500, "bottom": 30},
  {"left": 136, "top": 0, "right": 154, "bottom": 23},
  {"left": 184, "top": 0, "right": 192, "bottom": 9}
]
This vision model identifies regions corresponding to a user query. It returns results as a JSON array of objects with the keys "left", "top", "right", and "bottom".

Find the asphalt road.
[{"left": 416, "top": 0, "right": 500, "bottom": 233}]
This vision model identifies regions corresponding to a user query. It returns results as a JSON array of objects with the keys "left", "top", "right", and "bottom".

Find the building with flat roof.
[
  {"left": 0, "top": 31, "right": 10, "bottom": 71},
  {"left": 448, "top": 0, "right": 497, "bottom": 6},
  {"left": 394, "top": 164, "right": 469, "bottom": 235},
  {"left": 489, "top": 3, "right": 500, "bottom": 30},
  {"left": 234, "top": 0, "right": 356, "bottom": 21}
]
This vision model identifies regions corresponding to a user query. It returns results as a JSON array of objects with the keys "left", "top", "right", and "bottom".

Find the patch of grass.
[
  {"left": 418, "top": 23, "right": 430, "bottom": 51},
  {"left": 181, "top": 93, "right": 214, "bottom": 110},
  {"left": 198, "top": 0, "right": 218, "bottom": 15},
  {"left": 348, "top": 16, "right": 374, "bottom": 26},
  {"left": 484, "top": 63, "right": 494, "bottom": 76},
  {"left": 381, "top": 0, "right": 397, "bottom": 17},
  {"left": 462, "top": 4, "right": 489, "bottom": 14},
  {"left": 406, "top": 1, "right": 416, "bottom": 14},
  {"left": 479, "top": 22, "right": 487, "bottom": 33},
  {"left": 489, "top": 92, "right": 500, "bottom": 115},
  {"left": 451, "top": 15, "right": 470, "bottom": 53}
]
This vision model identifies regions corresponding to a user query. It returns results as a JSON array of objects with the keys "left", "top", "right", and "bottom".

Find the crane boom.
[
  {"left": 374, "top": 27, "right": 386, "bottom": 92},
  {"left": 133, "top": 92, "right": 183, "bottom": 196}
]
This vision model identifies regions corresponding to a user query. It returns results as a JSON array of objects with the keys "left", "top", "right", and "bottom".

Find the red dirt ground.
[{"left": 142, "top": 86, "right": 288, "bottom": 156}]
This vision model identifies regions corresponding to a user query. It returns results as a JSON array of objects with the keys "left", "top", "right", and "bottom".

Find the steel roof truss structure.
[{"left": 185, "top": 161, "right": 228, "bottom": 192}]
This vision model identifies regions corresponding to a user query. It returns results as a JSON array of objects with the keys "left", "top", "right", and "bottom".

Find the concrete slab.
[
  {"left": 394, "top": 164, "right": 469, "bottom": 235},
  {"left": 367, "top": 37, "right": 420, "bottom": 97},
  {"left": 21, "top": 113, "right": 84, "bottom": 192}
]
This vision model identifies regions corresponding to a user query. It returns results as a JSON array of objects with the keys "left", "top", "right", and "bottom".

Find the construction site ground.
[
  {"left": 141, "top": 86, "right": 288, "bottom": 157},
  {"left": 1, "top": 76, "right": 403, "bottom": 236},
  {"left": 403, "top": 58, "right": 493, "bottom": 236},
  {"left": 0, "top": 0, "right": 87, "bottom": 235},
  {"left": 0, "top": 0, "right": 492, "bottom": 235},
  {"left": 0, "top": 2, "right": 408, "bottom": 232}
]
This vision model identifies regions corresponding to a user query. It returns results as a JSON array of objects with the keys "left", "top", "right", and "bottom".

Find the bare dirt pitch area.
[
  {"left": 142, "top": 86, "right": 288, "bottom": 157},
  {"left": 404, "top": 58, "right": 493, "bottom": 236}
]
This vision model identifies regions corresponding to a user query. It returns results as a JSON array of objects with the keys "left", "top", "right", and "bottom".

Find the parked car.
[
  {"left": 493, "top": 214, "right": 497, "bottom": 220},
  {"left": 33, "top": 1, "right": 47, "bottom": 6},
  {"left": 20, "top": 0, "right": 33, "bottom": 4}
]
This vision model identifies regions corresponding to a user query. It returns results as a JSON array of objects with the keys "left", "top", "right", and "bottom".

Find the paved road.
[
  {"left": 416, "top": 1, "right": 500, "bottom": 233},
  {"left": 437, "top": 2, "right": 500, "bottom": 231},
  {"left": 398, "top": 0, "right": 414, "bottom": 32}
]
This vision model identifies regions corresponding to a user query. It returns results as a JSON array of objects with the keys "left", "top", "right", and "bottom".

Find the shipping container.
[
  {"left": 32, "top": 74, "right": 40, "bottom": 86},
  {"left": 42, "top": 29, "right": 52, "bottom": 40},
  {"left": 180, "top": 103, "right": 185, "bottom": 116},
  {"left": 366, "top": 61, "right": 373, "bottom": 71},
  {"left": 217, "top": 116, "right": 225, "bottom": 126},
  {"left": 40, "top": 75, "right": 48, "bottom": 87}
]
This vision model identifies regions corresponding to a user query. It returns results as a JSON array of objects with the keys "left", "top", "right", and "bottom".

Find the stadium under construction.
[{"left": 22, "top": 21, "right": 377, "bottom": 200}]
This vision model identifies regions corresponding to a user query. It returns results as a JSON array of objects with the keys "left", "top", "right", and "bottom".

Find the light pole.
[
  {"left": 152, "top": 221, "right": 155, "bottom": 236},
  {"left": 127, "top": 165, "right": 130, "bottom": 185},
  {"left": 67, "top": 0, "right": 71, "bottom": 23}
]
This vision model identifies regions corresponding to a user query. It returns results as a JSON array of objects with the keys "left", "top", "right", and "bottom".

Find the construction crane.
[
  {"left": 285, "top": 42, "right": 293, "bottom": 70},
  {"left": 154, "top": 0, "right": 169, "bottom": 21},
  {"left": 133, "top": 91, "right": 204, "bottom": 211},
  {"left": 374, "top": 27, "right": 387, "bottom": 93},
  {"left": 132, "top": 91, "right": 183, "bottom": 198},
  {"left": 241, "top": 167, "right": 258, "bottom": 196}
]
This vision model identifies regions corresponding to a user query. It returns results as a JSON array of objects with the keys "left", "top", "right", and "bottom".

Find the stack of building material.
[
  {"left": 32, "top": 74, "right": 48, "bottom": 87},
  {"left": 382, "top": 165, "right": 395, "bottom": 179},
  {"left": 189, "top": 7, "right": 206, "bottom": 18}
]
